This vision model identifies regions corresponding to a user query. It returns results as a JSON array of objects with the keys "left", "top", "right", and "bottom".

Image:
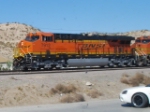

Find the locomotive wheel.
[
  {"left": 99, "top": 66, "right": 105, "bottom": 68},
  {"left": 44, "top": 68, "right": 52, "bottom": 71},
  {"left": 37, "top": 68, "right": 41, "bottom": 71},
  {"left": 136, "top": 61, "right": 143, "bottom": 67},
  {"left": 143, "top": 60, "right": 148, "bottom": 66},
  {"left": 22, "top": 67, "right": 28, "bottom": 71},
  {"left": 56, "top": 67, "right": 61, "bottom": 70}
]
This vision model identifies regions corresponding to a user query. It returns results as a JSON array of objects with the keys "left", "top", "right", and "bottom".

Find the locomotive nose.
[{"left": 135, "top": 43, "right": 141, "bottom": 48}]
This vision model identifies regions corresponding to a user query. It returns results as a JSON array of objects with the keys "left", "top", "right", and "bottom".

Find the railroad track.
[{"left": 0, "top": 66, "right": 149, "bottom": 76}]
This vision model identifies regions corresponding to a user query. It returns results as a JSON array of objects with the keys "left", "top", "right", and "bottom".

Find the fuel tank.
[{"left": 67, "top": 58, "right": 109, "bottom": 67}]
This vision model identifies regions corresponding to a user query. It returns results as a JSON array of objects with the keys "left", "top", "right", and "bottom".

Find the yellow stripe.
[
  {"left": 13, "top": 50, "right": 133, "bottom": 58},
  {"left": 14, "top": 52, "right": 133, "bottom": 57}
]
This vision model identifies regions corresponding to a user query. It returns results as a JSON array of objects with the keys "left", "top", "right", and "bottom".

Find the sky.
[{"left": 1, "top": 0, "right": 150, "bottom": 33}]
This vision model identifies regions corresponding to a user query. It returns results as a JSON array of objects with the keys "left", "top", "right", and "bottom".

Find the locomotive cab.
[{"left": 13, "top": 32, "right": 54, "bottom": 70}]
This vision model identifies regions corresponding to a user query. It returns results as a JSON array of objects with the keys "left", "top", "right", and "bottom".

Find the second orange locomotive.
[{"left": 13, "top": 32, "right": 149, "bottom": 70}]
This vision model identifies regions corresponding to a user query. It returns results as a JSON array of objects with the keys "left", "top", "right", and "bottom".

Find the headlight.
[{"left": 122, "top": 90, "right": 128, "bottom": 94}]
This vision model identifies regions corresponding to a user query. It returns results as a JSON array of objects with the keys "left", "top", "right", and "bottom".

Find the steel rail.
[{"left": 0, "top": 66, "right": 149, "bottom": 76}]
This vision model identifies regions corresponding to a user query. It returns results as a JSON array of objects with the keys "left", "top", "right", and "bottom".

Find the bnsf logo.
[{"left": 81, "top": 44, "right": 102, "bottom": 49}]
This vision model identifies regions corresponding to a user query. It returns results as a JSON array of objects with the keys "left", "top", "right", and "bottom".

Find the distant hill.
[
  {"left": 85, "top": 30, "right": 150, "bottom": 38},
  {"left": 0, "top": 54, "right": 9, "bottom": 62},
  {"left": 0, "top": 23, "right": 40, "bottom": 62},
  {"left": 84, "top": 30, "right": 150, "bottom": 44},
  {"left": 0, "top": 22, "right": 150, "bottom": 62}
]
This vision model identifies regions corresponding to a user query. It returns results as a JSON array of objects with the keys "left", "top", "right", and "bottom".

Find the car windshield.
[
  {"left": 25, "top": 36, "right": 39, "bottom": 42},
  {"left": 146, "top": 84, "right": 150, "bottom": 87}
]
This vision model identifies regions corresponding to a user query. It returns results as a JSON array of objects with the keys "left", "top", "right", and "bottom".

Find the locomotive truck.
[{"left": 13, "top": 32, "right": 150, "bottom": 70}]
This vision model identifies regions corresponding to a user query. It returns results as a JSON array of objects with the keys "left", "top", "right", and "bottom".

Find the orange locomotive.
[{"left": 13, "top": 32, "right": 148, "bottom": 70}]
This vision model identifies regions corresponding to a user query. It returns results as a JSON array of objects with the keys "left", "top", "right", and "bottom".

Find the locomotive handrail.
[
  {"left": 135, "top": 51, "right": 139, "bottom": 56},
  {"left": 26, "top": 47, "right": 33, "bottom": 63},
  {"left": 13, "top": 47, "right": 18, "bottom": 57},
  {"left": 20, "top": 48, "right": 26, "bottom": 57},
  {"left": 27, "top": 47, "right": 32, "bottom": 57}
]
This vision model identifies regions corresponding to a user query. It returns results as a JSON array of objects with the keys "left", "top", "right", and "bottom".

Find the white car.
[{"left": 119, "top": 84, "right": 150, "bottom": 108}]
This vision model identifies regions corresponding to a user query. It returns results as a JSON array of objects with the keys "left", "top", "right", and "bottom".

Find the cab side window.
[
  {"left": 135, "top": 40, "right": 141, "bottom": 43},
  {"left": 42, "top": 36, "right": 53, "bottom": 42},
  {"left": 32, "top": 36, "right": 39, "bottom": 41}
]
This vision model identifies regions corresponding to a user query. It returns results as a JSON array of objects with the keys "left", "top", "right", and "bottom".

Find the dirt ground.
[{"left": 0, "top": 68, "right": 149, "bottom": 108}]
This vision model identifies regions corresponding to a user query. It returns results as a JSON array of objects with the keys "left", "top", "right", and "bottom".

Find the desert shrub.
[
  {"left": 128, "top": 77, "right": 141, "bottom": 86},
  {"left": 73, "top": 93, "right": 85, "bottom": 102},
  {"left": 60, "top": 93, "right": 85, "bottom": 103},
  {"left": 87, "top": 89, "right": 103, "bottom": 98},
  {"left": 134, "top": 72, "right": 144, "bottom": 83},
  {"left": 64, "top": 84, "right": 77, "bottom": 93},
  {"left": 120, "top": 73, "right": 130, "bottom": 84},
  {"left": 120, "top": 77, "right": 129, "bottom": 84},
  {"left": 49, "top": 88, "right": 58, "bottom": 95},
  {"left": 60, "top": 95, "right": 74, "bottom": 103},
  {"left": 128, "top": 73, "right": 144, "bottom": 86},
  {"left": 50, "top": 84, "right": 77, "bottom": 95},
  {"left": 120, "top": 72, "right": 148, "bottom": 86},
  {"left": 55, "top": 84, "right": 66, "bottom": 93},
  {"left": 6, "top": 23, "right": 9, "bottom": 26},
  {"left": 143, "top": 76, "right": 150, "bottom": 85}
]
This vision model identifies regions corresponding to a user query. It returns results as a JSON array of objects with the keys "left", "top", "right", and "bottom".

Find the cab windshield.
[
  {"left": 135, "top": 40, "right": 141, "bottom": 43},
  {"left": 25, "top": 36, "right": 39, "bottom": 42},
  {"left": 142, "top": 40, "right": 150, "bottom": 43}
]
